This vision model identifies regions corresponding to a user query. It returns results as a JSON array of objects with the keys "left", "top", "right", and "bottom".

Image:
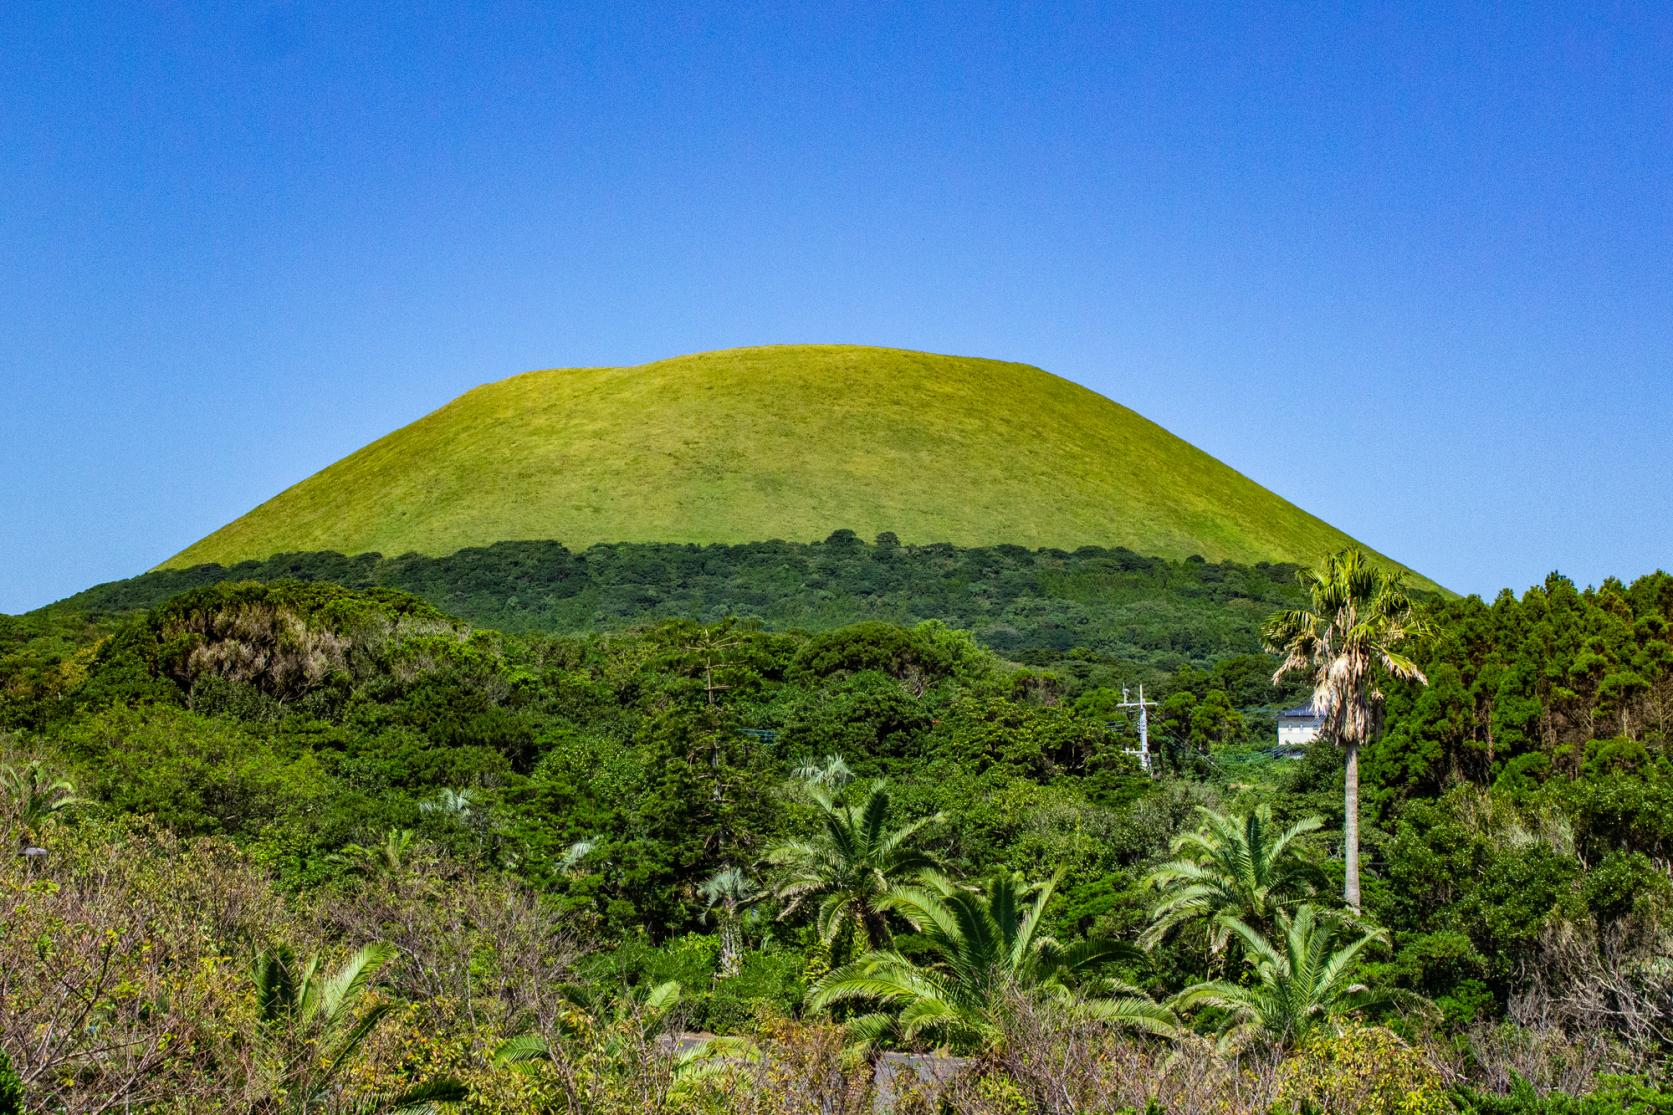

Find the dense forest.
[
  {"left": 2, "top": 556, "right": 1672, "bottom": 1113},
  {"left": 35, "top": 536, "right": 1315, "bottom": 670}
]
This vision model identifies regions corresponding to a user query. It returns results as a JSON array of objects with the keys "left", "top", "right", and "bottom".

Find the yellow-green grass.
[{"left": 165, "top": 345, "right": 1437, "bottom": 589}]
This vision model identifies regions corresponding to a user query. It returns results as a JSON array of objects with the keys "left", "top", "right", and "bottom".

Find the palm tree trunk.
[
  {"left": 1343, "top": 739, "right": 1361, "bottom": 912},
  {"left": 860, "top": 905, "right": 891, "bottom": 952},
  {"left": 719, "top": 917, "right": 741, "bottom": 978}
]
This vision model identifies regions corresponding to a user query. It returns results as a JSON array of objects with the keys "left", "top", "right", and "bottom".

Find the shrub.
[
  {"left": 1453, "top": 1074, "right": 1673, "bottom": 1114},
  {"left": 1275, "top": 1025, "right": 1452, "bottom": 1115},
  {"left": 704, "top": 949, "right": 806, "bottom": 1033}
]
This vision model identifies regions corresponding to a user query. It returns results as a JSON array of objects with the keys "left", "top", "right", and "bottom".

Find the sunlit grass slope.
[{"left": 165, "top": 345, "right": 1433, "bottom": 587}]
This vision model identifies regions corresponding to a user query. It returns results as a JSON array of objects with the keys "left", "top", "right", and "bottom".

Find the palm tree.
[
  {"left": 698, "top": 865, "right": 763, "bottom": 977},
  {"left": 338, "top": 829, "right": 417, "bottom": 878},
  {"left": 495, "top": 980, "right": 710, "bottom": 1109},
  {"left": 494, "top": 979, "right": 684, "bottom": 1069},
  {"left": 808, "top": 872, "right": 1175, "bottom": 1055},
  {"left": 1170, "top": 904, "right": 1388, "bottom": 1051},
  {"left": 419, "top": 787, "right": 475, "bottom": 821},
  {"left": 791, "top": 753, "right": 854, "bottom": 790},
  {"left": 766, "top": 780, "right": 943, "bottom": 957},
  {"left": 1, "top": 760, "right": 85, "bottom": 846},
  {"left": 1142, "top": 805, "right": 1325, "bottom": 953},
  {"left": 252, "top": 942, "right": 462, "bottom": 1113},
  {"left": 1264, "top": 548, "right": 1430, "bottom": 910}
]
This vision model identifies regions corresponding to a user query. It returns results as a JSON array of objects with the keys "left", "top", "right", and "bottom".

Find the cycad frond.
[
  {"left": 385, "top": 1078, "right": 468, "bottom": 1114},
  {"left": 1072, "top": 993, "right": 1181, "bottom": 1039},
  {"left": 491, "top": 1032, "right": 549, "bottom": 1066},
  {"left": 315, "top": 942, "right": 396, "bottom": 1025},
  {"left": 641, "top": 980, "right": 682, "bottom": 1014}
]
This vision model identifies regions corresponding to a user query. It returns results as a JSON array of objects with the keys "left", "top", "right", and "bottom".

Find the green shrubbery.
[
  {"left": 1454, "top": 1076, "right": 1673, "bottom": 1114},
  {"left": 0, "top": 1048, "right": 21, "bottom": 1115},
  {"left": 39, "top": 537, "right": 1317, "bottom": 671}
]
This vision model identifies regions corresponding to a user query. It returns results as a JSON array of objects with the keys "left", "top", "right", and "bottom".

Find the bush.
[
  {"left": 1275, "top": 1025, "right": 1452, "bottom": 1115},
  {"left": 1454, "top": 1075, "right": 1673, "bottom": 1114},
  {"left": 704, "top": 949, "right": 807, "bottom": 1033}
]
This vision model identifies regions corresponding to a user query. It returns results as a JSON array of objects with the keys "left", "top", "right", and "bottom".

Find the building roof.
[{"left": 1278, "top": 702, "right": 1321, "bottom": 720}]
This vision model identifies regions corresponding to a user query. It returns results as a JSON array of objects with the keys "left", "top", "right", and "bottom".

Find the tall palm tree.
[
  {"left": 808, "top": 872, "right": 1176, "bottom": 1055},
  {"left": 1170, "top": 904, "right": 1388, "bottom": 1052},
  {"left": 1264, "top": 548, "right": 1430, "bottom": 910},
  {"left": 766, "top": 780, "right": 943, "bottom": 956},
  {"left": 252, "top": 942, "right": 462, "bottom": 1114},
  {"left": 699, "top": 865, "right": 763, "bottom": 977},
  {"left": 1142, "top": 805, "right": 1325, "bottom": 953}
]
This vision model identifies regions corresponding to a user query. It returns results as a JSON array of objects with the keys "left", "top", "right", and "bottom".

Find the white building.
[{"left": 1276, "top": 702, "right": 1323, "bottom": 751}]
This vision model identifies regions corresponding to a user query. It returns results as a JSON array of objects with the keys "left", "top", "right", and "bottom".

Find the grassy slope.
[{"left": 165, "top": 345, "right": 1434, "bottom": 587}]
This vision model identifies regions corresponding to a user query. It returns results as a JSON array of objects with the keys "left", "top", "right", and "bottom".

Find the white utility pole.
[{"left": 1118, "top": 685, "right": 1157, "bottom": 776}]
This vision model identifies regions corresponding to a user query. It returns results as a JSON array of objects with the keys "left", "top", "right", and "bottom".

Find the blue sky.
[{"left": 2, "top": 2, "right": 1669, "bottom": 612}]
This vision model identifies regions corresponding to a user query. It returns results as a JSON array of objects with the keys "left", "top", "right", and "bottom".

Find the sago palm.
[
  {"left": 1142, "top": 805, "right": 1325, "bottom": 953},
  {"left": 1170, "top": 903, "right": 1388, "bottom": 1051},
  {"left": 252, "top": 942, "right": 462, "bottom": 1114},
  {"left": 767, "top": 780, "right": 943, "bottom": 955},
  {"left": 495, "top": 977, "right": 761, "bottom": 1107},
  {"left": 1, "top": 760, "right": 85, "bottom": 846},
  {"left": 338, "top": 828, "right": 417, "bottom": 878},
  {"left": 494, "top": 978, "right": 684, "bottom": 1068},
  {"left": 1264, "top": 548, "right": 1430, "bottom": 910},
  {"left": 808, "top": 871, "right": 1175, "bottom": 1055}
]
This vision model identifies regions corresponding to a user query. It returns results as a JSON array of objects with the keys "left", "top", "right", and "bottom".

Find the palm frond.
[
  {"left": 315, "top": 942, "right": 396, "bottom": 1025},
  {"left": 491, "top": 1032, "right": 549, "bottom": 1066},
  {"left": 1072, "top": 993, "right": 1180, "bottom": 1039},
  {"left": 641, "top": 980, "right": 682, "bottom": 1013},
  {"left": 385, "top": 1077, "right": 468, "bottom": 1114},
  {"left": 317, "top": 1001, "right": 395, "bottom": 1089}
]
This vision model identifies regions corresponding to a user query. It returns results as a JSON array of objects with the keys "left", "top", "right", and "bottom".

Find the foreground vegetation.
[{"left": 2, "top": 554, "right": 1671, "bottom": 1112}]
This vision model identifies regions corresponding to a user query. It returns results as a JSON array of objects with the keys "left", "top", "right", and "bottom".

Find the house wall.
[{"left": 1277, "top": 721, "right": 1321, "bottom": 748}]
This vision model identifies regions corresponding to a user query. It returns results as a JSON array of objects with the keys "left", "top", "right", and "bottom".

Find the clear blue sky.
[{"left": 3, "top": 3, "right": 1669, "bottom": 612}]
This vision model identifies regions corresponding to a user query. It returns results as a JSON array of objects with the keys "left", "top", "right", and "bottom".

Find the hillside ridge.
[{"left": 163, "top": 344, "right": 1436, "bottom": 589}]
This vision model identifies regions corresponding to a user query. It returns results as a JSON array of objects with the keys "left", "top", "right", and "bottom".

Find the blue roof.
[{"left": 1279, "top": 703, "right": 1321, "bottom": 719}]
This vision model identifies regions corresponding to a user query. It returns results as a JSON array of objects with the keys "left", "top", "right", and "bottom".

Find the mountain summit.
[{"left": 165, "top": 345, "right": 1428, "bottom": 585}]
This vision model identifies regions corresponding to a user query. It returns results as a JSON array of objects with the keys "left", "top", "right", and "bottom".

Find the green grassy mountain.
[{"left": 166, "top": 344, "right": 1431, "bottom": 586}]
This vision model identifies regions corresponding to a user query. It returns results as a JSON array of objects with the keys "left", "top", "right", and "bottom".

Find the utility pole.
[{"left": 1118, "top": 685, "right": 1157, "bottom": 776}]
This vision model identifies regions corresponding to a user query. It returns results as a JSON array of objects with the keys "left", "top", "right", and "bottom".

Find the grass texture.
[{"left": 164, "top": 345, "right": 1432, "bottom": 587}]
